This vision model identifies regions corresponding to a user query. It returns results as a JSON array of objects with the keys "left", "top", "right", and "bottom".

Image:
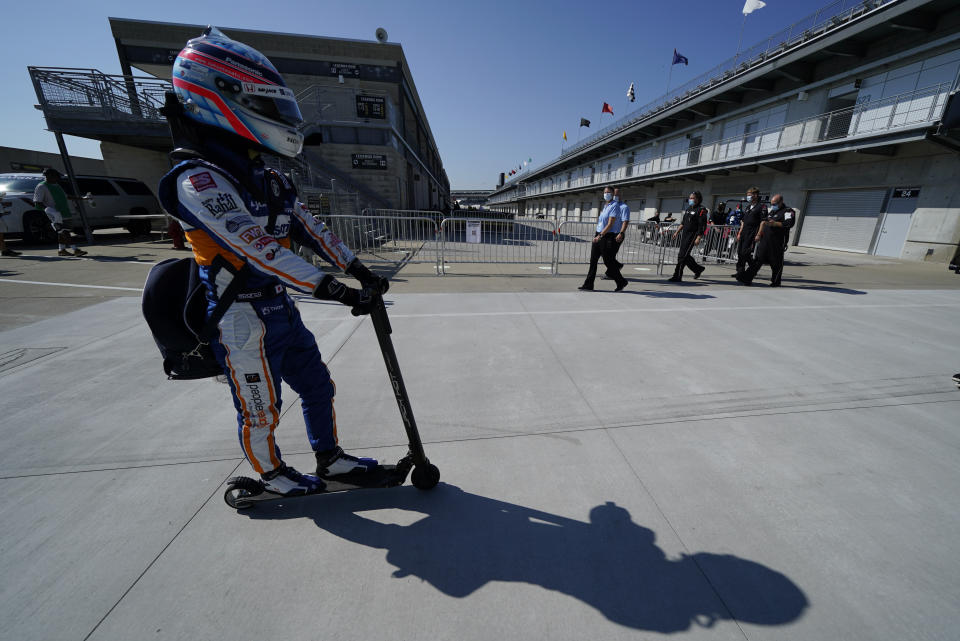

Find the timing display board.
[{"left": 356, "top": 95, "right": 386, "bottom": 119}]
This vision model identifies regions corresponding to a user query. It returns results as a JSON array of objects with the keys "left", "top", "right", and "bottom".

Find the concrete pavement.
[{"left": 1, "top": 233, "right": 959, "bottom": 640}]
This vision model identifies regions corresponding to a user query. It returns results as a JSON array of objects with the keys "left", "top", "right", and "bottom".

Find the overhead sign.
[
  {"left": 10, "top": 162, "right": 47, "bottom": 172},
  {"left": 352, "top": 153, "right": 387, "bottom": 170},
  {"left": 330, "top": 62, "right": 360, "bottom": 78},
  {"left": 892, "top": 187, "right": 920, "bottom": 199},
  {"left": 356, "top": 95, "right": 386, "bottom": 119}
]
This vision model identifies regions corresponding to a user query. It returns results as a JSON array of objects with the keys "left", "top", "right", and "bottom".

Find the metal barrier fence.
[
  {"left": 439, "top": 217, "right": 556, "bottom": 274},
  {"left": 303, "top": 214, "right": 751, "bottom": 275},
  {"left": 554, "top": 221, "right": 672, "bottom": 274},
  {"left": 305, "top": 214, "right": 440, "bottom": 271}
]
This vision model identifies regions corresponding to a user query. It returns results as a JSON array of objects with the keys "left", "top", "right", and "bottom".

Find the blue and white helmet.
[{"left": 171, "top": 27, "right": 304, "bottom": 158}]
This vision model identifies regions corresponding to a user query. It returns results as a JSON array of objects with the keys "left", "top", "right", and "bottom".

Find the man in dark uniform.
[
  {"left": 667, "top": 191, "right": 707, "bottom": 282},
  {"left": 736, "top": 193, "right": 796, "bottom": 287},
  {"left": 733, "top": 187, "right": 765, "bottom": 278}
]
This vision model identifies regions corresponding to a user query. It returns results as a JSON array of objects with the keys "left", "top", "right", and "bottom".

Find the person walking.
[
  {"left": 602, "top": 188, "right": 630, "bottom": 279},
  {"left": 736, "top": 193, "right": 796, "bottom": 287},
  {"left": 33, "top": 168, "right": 87, "bottom": 257},
  {"left": 733, "top": 187, "right": 765, "bottom": 278},
  {"left": 579, "top": 186, "right": 628, "bottom": 292},
  {"left": 667, "top": 191, "right": 707, "bottom": 282}
]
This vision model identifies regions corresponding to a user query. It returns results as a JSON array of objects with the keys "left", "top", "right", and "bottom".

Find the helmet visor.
[{"left": 239, "top": 83, "right": 303, "bottom": 127}]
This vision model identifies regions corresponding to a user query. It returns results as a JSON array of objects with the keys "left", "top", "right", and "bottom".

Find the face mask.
[
  {"left": 688, "top": 199, "right": 696, "bottom": 206},
  {"left": 770, "top": 203, "right": 780, "bottom": 211},
  {"left": 746, "top": 195, "right": 754, "bottom": 202},
  {"left": 604, "top": 193, "right": 613, "bottom": 201}
]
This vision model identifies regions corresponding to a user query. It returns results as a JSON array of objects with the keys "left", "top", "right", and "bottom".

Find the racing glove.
[
  {"left": 346, "top": 259, "right": 389, "bottom": 295},
  {"left": 313, "top": 275, "right": 375, "bottom": 316}
]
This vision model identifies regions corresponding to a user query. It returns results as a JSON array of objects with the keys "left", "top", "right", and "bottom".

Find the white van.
[{"left": 0, "top": 173, "right": 162, "bottom": 243}]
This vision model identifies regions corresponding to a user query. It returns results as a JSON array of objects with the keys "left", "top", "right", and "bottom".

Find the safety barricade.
[
  {"left": 438, "top": 217, "right": 557, "bottom": 274},
  {"left": 555, "top": 220, "right": 676, "bottom": 274},
  {"left": 697, "top": 224, "right": 740, "bottom": 265},
  {"left": 310, "top": 214, "right": 441, "bottom": 270}
]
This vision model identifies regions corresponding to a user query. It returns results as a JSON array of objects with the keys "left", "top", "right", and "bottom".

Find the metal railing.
[
  {"left": 501, "top": 0, "right": 898, "bottom": 191},
  {"left": 29, "top": 67, "right": 170, "bottom": 122},
  {"left": 521, "top": 82, "right": 951, "bottom": 198},
  {"left": 438, "top": 217, "right": 557, "bottom": 274},
  {"left": 306, "top": 214, "right": 441, "bottom": 271},
  {"left": 300, "top": 212, "right": 760, "bottom": 276}
]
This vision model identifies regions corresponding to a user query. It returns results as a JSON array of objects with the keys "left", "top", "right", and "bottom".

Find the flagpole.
[
  {"left": 735, "top": 13, "right": 747, "bottom": 61},
  {"left": 666, "top": 64, "right": 674, "bottom": 94}
]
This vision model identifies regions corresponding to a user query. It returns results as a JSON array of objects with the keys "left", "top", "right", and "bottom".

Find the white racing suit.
[{"left": 159, "top": 151, "right": 358, "bottom": 474}]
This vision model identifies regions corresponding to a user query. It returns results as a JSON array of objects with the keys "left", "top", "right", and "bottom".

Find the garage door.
[
  {"left": 658, "top": 197, "right": 685, "bottom": 218},
  {"left": 798, "top": 189, "right": 887, "bottom": 253}
]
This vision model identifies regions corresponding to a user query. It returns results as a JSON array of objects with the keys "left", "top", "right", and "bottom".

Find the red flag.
[{"left": 601, "top": 102, "right": 614, "bottom": 115}]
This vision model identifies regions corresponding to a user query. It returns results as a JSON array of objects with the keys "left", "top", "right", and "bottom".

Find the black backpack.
[{"left": 141, "top": 256, "right": 247, "bottom": 380}]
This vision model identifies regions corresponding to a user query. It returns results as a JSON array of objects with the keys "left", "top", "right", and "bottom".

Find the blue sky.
[{"left": 3, "top": 0, "right": 831, "bottom": 189}]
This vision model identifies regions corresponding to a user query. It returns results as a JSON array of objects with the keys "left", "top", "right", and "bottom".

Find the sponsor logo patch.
[
  {"left": 253, "top": 237, "right": 277, "bottom": 251},
  {"left": 244, "top": 373, "right": 261, "bottom": 383},
  {"left": 201, "top": 193, "right": 240, "bottom": 218},
  {"left": 225, "top": 215, "right": 254, "bottom": 234},
  {"left": 260, "top": 303, "right": 284, "bottom": 316},
  {"left": 264, "top": 248, "right": 278, "bottom": 261},
  {"left": 189, "top": 172, "right": 217, "bottom": 192},
  {"left": 240, "top": 226, "right": 266, "bottom": 244}
]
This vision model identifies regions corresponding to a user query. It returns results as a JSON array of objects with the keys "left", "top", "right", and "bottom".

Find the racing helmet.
[{"left": 171, "top": 27, "right": 304, "bottom": 158}]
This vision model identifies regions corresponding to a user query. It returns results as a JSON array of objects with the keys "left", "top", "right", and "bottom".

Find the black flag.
[{"left": 580, "top": 118, "right": 591, "bottom": 128}]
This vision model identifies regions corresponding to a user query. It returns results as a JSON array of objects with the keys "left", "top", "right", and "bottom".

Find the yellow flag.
[{"left": 563, "top": 131, "right": 567, "bottom": 141}]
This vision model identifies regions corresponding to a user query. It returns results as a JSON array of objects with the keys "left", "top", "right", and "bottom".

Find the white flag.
[{"left": 742, "top": 0, "right": 766, "bottom": 15}]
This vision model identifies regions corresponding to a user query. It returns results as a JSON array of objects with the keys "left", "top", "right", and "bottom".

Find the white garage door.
[{"left": 799, "top": 189, "right": 888, "bottom": 253}]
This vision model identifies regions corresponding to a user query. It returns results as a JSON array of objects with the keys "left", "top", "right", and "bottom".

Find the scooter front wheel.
[{"left": 411, "top": 463, "right": 440, "bottom": 490}]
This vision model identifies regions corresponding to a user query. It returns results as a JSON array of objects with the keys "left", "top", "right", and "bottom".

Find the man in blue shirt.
[
  {"left": 579, "top": 186, "right": 628, "bottom": 291},
  {"left": 602, "top": 188, "right": 630, "bottom": 280}
]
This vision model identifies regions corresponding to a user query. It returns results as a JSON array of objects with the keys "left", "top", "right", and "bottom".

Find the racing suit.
[{"left": 158, "top": 143, "right": 368, "bottom": 474}]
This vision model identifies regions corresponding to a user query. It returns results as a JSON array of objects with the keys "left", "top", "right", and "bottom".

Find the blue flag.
[{"left": 672, "top": 49, "right": 689, "bottom": 66}]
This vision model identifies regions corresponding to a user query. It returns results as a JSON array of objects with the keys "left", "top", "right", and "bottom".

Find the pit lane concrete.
[{"left": 1, "top": 233, "right": 958, "bottom": 641}]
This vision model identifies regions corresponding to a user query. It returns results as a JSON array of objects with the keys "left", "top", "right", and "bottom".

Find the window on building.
[{"left": 688, "top": 136, "right": 702, "bottom": 165}]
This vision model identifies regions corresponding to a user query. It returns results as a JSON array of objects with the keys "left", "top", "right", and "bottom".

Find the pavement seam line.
[
  {"left": 3, "top": 396, "right": 955, "bottom": 480},
  {"left": 603, "top": 428, "right": 751, "bottom": 640},
  {"left": 81, "top": 458, "right": 246, "bottom": 641},
  {"left": 515, "top": 292, "right": 606, "bottom": 428}
]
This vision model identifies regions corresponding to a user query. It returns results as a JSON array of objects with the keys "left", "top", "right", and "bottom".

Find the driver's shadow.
[{"left": 244, "top": 484, "right": 807, "bottom": 633}]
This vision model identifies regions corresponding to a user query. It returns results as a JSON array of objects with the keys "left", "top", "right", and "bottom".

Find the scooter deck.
[{"left": 224, "top": 464, "right": 408, "bottom": 509}]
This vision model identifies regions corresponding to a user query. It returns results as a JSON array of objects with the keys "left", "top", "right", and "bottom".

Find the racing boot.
[
  {"left": 315, "top": 446, "right": 379, "bottom": 478},
  {"left": 261, "top": 463, "right": 324, "bottom": 496}
]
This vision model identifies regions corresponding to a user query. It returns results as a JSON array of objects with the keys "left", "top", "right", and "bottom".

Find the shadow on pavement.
[
  {"left": 626, "top": 290, "right": 716, "bottom": 300},
  {"left": 243, "top": 484, "right": 808, "bottom": 633}
]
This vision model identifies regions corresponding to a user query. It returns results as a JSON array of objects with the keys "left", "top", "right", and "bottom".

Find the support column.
[{"left": 53, "top": 131, "right": 93, "bottom": 244}]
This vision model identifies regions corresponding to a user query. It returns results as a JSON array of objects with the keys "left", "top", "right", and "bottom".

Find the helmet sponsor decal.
[
  {"left": 242, "top": 82, "right": 295, "bottom": 99},
  {"left": 189, "top": 172, "right": 217, "bottom": 192},
  {"left": 245, "top": 373, "right": 261, "bottom": 383}
]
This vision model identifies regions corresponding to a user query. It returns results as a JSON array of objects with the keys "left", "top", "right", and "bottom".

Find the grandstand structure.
[
  {"left": 28, "top": 18, "right": 450, "bottom": 213},
  {"left": 487, "top": 0, "right": 960, "bottom": 262}
]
